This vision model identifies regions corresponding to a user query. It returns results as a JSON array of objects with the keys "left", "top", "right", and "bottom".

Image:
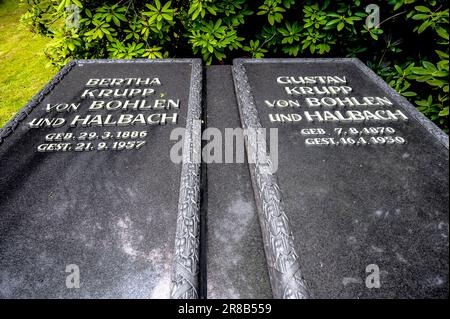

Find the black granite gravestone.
[
  {"left": 232, "top": 58, "right": 449, "bottom": 299},
  {"left": 0, "top": 59, "right": 202, "bottom": 298}
]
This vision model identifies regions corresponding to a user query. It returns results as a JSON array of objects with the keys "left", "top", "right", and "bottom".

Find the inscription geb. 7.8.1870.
[
  {"left": 267, "top": 75, "right": 408, "bottom": 147},
  {"left": 28, "top": 77, "right": 179, "bottom": 153}
]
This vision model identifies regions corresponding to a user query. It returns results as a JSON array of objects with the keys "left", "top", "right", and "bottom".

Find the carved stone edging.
[
  {"left": 170, "top": 59, "right": 203, "bottom": 299},
  {"left": 77, "top": 58, "right": 202, "bottom": 65},
  {"left": 0, "top": 60, "right": 77, "bottom": 146},
  {"left": 232, "top": 59, "right": 310, "bottom": 299}
]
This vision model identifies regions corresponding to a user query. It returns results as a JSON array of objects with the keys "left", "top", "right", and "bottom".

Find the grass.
[{"left": 0, "top": 0, "right": 57, "bottom": 128}]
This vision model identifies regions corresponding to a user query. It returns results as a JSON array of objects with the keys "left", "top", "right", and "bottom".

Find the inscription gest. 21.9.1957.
[
  {"left": 28, "top": 77, "right": 180, "bottom": 153},
  {"left": 266, "top": 75, "right": 408, "bottom": 147}
]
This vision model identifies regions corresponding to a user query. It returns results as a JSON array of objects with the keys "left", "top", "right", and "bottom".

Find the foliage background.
[{"left": 17, "top": 0, "right": 450, "bottom": 132}]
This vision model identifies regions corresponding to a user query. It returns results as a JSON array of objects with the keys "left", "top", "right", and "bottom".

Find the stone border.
[
  {"left": 0, "top": 59, "right": 203, "bottom": 299},
  {"left": 232, "top": 59, "right": 310, "bottom": 299},
  {"left": 170, "top": 59, "right": 203, "bottom": 299}
]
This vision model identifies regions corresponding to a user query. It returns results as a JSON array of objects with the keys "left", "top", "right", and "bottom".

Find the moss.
[{"left": 0, "top": 0, "right": 57, "bottom": 128}]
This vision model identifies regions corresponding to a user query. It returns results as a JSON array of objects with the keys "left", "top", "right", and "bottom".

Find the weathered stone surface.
[{"left": 205, "top": 66, "right": 272, "bottom": 298}]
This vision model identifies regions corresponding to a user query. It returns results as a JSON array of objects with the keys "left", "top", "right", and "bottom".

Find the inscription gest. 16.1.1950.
[
  {"left": 266, "top": 75, "right": 408, "bottom": 147},
  {"left": 28, "top": 77, "right": 180, "bottom": 153}
]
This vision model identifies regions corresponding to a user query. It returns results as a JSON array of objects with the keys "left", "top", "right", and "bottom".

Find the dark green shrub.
[{"left": 20, "top": 0, "right": 449, "bottom": 132}]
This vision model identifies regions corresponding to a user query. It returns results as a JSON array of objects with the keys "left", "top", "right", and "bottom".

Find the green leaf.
[
  {"left": 192, "top": 8, "right": 201, "bottom": 20},
  {"left": 206, "top": 6, "right": 217, "bottom": 15},
  {"left": 422, "top": 61, "right": 437, "bottom": 71},
  {"left": 412, "top": 67, "right": 431, "bottom": 75},
  {"left": 436, "top": 50, "right": 449, "bottom": 59},
  {"left": 412, "top": 14, "right": 429, "bottom": 20},
  {"left": 154, "top": 0, "right": 161, "bottom": 10},
  {"left": 439, "top": 107, "right": 449, "bottom": 116},
  {"left": 72, "top": 0, "right": 83, "bottom": 8},
  {"left": 415, "top": 6, "right": 431, "bottom": 13},
  {"left": 394, "top": 65, "right": 403, "bottom": 74},
  {"left": 162, "top": 1, "right": 172, "bottom": 11},
  {"left": 436, "top": 27, "right": 449, "bottom": 40},
  {"left": 418, "top": 20, "right": 432, "bottom": 33},
  {"left": 162, "top": 13, "right": 172, "bottom": 21}
]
